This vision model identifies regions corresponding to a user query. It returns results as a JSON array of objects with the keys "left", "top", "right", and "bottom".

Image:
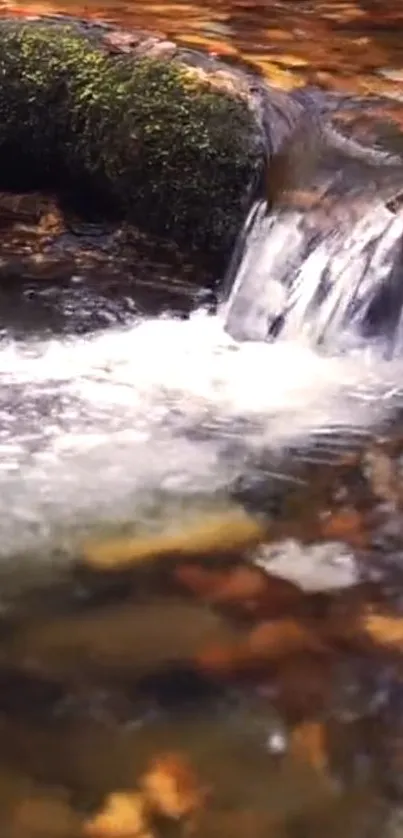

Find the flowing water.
[
  {"left": 2, "top": 194, "right": 403, "bottom": 565},
  {"left": 1, "top": 3, "right": 403, "bottom": 837},
  {"left": 2, "top": 270, "right": 403, "bottom": 565},
  {"left": 224, "top": 195, "right": 403, "bottom": 338}
]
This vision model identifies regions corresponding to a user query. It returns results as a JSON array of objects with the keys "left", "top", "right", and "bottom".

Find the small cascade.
[
  {"left": 2, "top": 128, "right": 403, "bottom": 561},
  {"left": 222, "top": 196, "right": 403, "bottom": 352}
]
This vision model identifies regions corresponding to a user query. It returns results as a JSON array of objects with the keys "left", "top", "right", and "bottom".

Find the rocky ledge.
[{"left": 0, "top": 14, "right": 307, "bottom": 273}]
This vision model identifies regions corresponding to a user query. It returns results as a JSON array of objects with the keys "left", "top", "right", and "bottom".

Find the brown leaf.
[
  {"left": 197, "top": 619, "right": 328, "bottom": 679},
  {"left": 318, "top": 508, "right": 367, "bottom": 548},
  {"left": 321, "top": 590, "right": 374, "bottom": 653},
  {"left": 141, "top": 752, "right": 205, "bottom": 820},
  {"left": 290, "top": 721, "right": 328, "bottom": 775},
  {"left": 248, "top": 619, "right": 328, "bottom": 662},
  {"left": 175, "top": 564, "right": 302, "bottom": 617},
  {"left": 274, "top": 654, "right": 333, "bottom": 721},
  {"left": 361, "top": 610, "right": 403, "bottom": 651},
  {"left": 84, "top": 792, "right": 151, "bottom": 838}
]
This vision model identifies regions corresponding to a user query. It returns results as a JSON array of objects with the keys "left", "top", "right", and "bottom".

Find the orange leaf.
[
  {"left": 175, "top": 564, "right": 302, "bottom": 616},
  {"left": 290, "top": 721, "right": 328, "bottom": 774},
  {"left": 198, "top": 619, "right": 327, "bottom": 679},
  {"left": 141, "top": 752, "right": 204, "bottom": 820},
  {"left": 319, "top": 508, "right": 366, "bottom": 548},
  {"left": 84, "top": 792, "right": 149, "bottom": 838},
  {"left": 361, "top": 611, "right": 403, "bottom": 651}
]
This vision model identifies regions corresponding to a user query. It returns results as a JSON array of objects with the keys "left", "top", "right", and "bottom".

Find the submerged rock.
[
  {"left": 81, "top": 510, "right": 266, "bottom": 571},
  {"left": 3, "top": 598, "right": 241, "bottom": 688}
]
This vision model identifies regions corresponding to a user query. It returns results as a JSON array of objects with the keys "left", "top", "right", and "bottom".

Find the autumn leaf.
[
  {"left": 318, "top": 508, "right": 367, "bottom": 548},
  {"left": 197, "top": 618, "right": 328, "bottom": 679},
  {"left": 361, "top": 611, "right": 403, "bottom": 652},
  {"left": 175, "top": 564, "right": 302, "bottom": 617},
  {"left": 140, "top": 752, "right": 205, "bottom": 820},
  {"left": 290, "top": 721, "right": 328, "bottom": 775},
  {"left": 248, "top": 619, "right": 328, "bottom": 661},
  {"left": 84, "top": 792, "right": 151, "bottom": 838}
]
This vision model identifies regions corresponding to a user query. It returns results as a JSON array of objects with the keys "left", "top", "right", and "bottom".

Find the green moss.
[{"left": 0, "top": 21, "right": 263, "bottom": 265}]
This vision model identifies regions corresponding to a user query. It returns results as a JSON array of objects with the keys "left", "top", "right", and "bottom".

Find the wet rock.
[
  {"left": 81, "top": 511, "right": 266, "bottom": 572},
  {"left": 0, "top": 700, "right": 344, "bottom": 837},
  {"left": 272, "top": 653, "right": 334, "bottom": 722},
  {"left": 3, "top": 599, "right": 240, "bottom": 689},
  {"left": 0, "top": 16, "right": 276, "bottom": 270},
  {"left": 288, "top": 789, "right": 387, "bottom": 838},
  {"left": 193, "top": 809, "right": 288, "bottom": 838},
  {"left": 0, "top": 191, "right": 62, "bottom": 228},
  {"left": 362, "top": 444, "right": 403, "bottom": 509},
  {"left": 10, "top": 792, "right": 80, "bottom": 838}
]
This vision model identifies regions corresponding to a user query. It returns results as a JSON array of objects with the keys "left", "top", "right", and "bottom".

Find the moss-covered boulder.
[{"left": 0, "top": 15, "right": 289, "bottom": 269}]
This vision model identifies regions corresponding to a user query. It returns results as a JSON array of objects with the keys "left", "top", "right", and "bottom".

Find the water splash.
[
  {"left": 222, "top": 197, "right": 403, "bottom": 350},
  {"left": 0, "top": 305, "right": 401, "bottom": 562},
  {"left": 2, "top": 171, "right": 403, "bottom": 561}
]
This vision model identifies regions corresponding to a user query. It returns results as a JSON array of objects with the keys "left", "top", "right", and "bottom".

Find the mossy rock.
[{"left": 0, "top": 16, "right": 280, "bottom": 270}]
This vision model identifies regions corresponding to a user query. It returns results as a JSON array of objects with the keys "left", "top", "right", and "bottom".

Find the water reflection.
[{"left": 2, "top": 0, "right": 403, "bottom": 97}]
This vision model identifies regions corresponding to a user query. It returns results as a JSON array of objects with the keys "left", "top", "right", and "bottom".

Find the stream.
[{"left": 1, "top": 2, "right": 403, "bottom": 838}]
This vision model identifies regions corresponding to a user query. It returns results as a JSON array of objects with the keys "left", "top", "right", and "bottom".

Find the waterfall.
[
  {"left": 1, "top": 133, "right": 403, "bottom": 565},
  {"left": 222, "top": 158, "right": 403, "bottom": 354}
]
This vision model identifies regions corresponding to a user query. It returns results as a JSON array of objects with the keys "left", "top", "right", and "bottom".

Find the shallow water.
[
  {"left": 1, "top": 297, "right": 403, "bottom": 566},
  {"left": 3, "top": 0, "right": 403, "bottom": 98},
  {"left": 0, "top": 2, "right": 402, "bottom": 837}
]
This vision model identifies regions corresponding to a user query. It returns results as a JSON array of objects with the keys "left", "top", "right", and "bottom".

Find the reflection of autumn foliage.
[{"left": 3, "top": 0, "right": 403, "bottom": 99}]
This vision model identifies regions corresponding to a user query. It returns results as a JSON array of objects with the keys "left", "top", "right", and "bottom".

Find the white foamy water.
[
  {"left": 0, "top": 189, "right": 403, "bottom": 566},
  {"left": 0, "top": 305, "right": 402, "bottom": 561},
  {"left": 223, "top": 198, "right": 403, "bottom": 347}
]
